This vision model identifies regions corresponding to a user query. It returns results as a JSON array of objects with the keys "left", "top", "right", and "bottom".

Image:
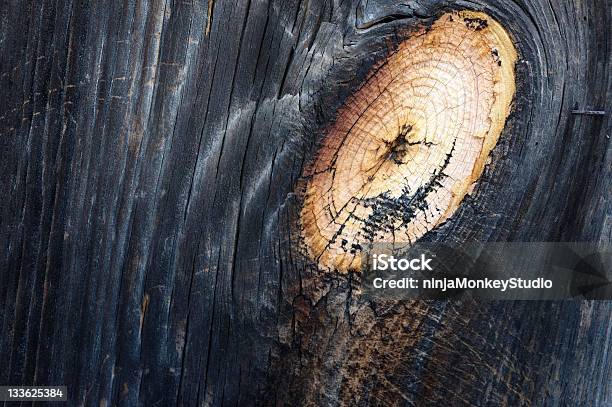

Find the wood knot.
[{"left": 300, "top": 11, "right": 517, "bottom": 272}]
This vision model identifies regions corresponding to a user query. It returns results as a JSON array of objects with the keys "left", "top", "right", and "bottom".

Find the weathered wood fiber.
[{"left": 0, "top": 0, "right": 610, "bottom": 406}]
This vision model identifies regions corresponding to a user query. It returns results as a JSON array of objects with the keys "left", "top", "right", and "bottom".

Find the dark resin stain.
[
  {"left": 464, "top": 17, "right": 488, "bottom": 31},
  {"left": 359, "top": 138, "right": 457, "bottom": 244}
]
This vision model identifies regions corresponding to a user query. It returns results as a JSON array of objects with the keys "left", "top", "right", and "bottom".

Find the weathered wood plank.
[{"left": 1, "top": 0, "right": 610, "bottom": 405}]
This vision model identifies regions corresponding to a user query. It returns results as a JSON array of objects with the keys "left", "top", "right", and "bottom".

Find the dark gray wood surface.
[{"left": 1, "top": 0, "right": 610, "bottom": 405}]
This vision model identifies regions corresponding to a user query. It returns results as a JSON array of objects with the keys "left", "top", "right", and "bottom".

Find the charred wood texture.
[{"left": 1, "top": 0, "right": 610, "bottom": 406}]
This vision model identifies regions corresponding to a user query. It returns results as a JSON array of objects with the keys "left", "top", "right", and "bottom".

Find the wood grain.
[{"left": 1, "top": 0, "right": 610, "bottom": 405}]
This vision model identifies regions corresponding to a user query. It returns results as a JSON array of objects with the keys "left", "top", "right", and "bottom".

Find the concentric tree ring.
[{"left": 300, "top": 11, "right": 517, "bottom": 272}]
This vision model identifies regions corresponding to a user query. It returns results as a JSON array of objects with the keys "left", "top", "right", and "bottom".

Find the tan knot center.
[{"left": 301, "top": 11, "right": 517, "bottom": 272}]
